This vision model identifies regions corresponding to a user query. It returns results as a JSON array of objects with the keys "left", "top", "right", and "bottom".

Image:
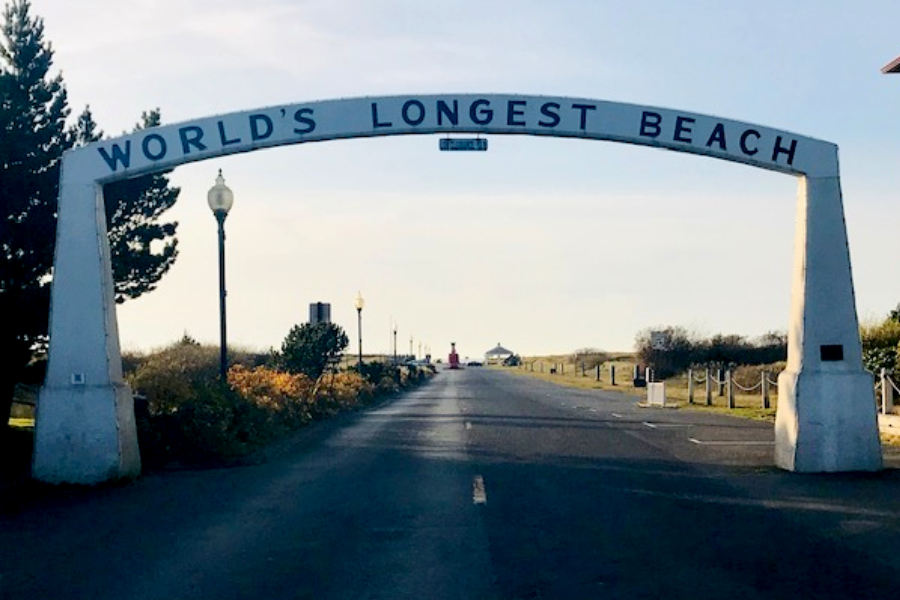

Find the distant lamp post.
[
  {"left": 207, "top": 169, "right": 234, "bottom": 380},
  {"left": 393, "top": 324, "right": 398, "bottom": 365},
  {"left": 354, "top": 291, "right": 365, "bottom": 373}
]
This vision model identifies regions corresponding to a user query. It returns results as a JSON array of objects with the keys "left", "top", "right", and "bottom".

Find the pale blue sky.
[{"left": 33, "top": 0, "right": 900, "bottom": 358}]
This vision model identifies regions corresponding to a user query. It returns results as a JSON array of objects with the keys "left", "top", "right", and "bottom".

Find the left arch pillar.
[{"left": 32, "top": 160, "right": 140, "bottom": 484}]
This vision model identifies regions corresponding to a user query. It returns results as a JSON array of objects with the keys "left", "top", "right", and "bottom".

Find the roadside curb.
[{"left": 636, "top": 402, "right": 680, "bottom": 410}]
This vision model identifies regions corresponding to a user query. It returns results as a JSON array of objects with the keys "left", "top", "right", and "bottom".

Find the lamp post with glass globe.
[
  {"left": 207, "top": 170, "right": 234, "bottom": 380},
  {"left": 354, "top": 291, "right": 365, "bottom": 373},
  {"left": 393, "top": 324, "right": 398, "bottom": 366}
]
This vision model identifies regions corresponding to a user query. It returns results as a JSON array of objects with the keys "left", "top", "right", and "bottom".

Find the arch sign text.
[{"left": 82, "top": 95, "right": 836, "bottom": 180}]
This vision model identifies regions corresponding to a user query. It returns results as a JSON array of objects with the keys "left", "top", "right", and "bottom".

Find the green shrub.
[
  {"left": 375, "top": 373, "right": 401, "bottom": 394},
  {"left": 572, "top": 349, "right": 609, "bottom": 370},
  {"left": 278, "top": 322, "right": 348, "bottom": 379},
  {"left": 128, "top": 342, "right": 272, "bottom": 464},
  {"left": 134, "top": 380, "right": 252, "bottom": 465},
  {"left": 227, "top": 364, "right": 315, "bottom": 427},
  {"left": 358, "top": 361, "right": 391, "bottom": 385},
  {"left": 860, "top": 319, "right": 900, "bottom": 374},
  {"left": 128, "top": 342, "right": 221, "bottom": 413},
  {"left": 126, "top": 339, "right": 434, "bottom": 466},
  {"left": 732, "top": 362, "right": 786, "bottom": 388},
  {"left": 311, "top": 371, "right": 373, "bottom": 417},
  {"left": 635, "top": 328, "right": 787, "bottom": 379},
  {"left": 635, "top": 327, "right": 698, "bottom": 380},
  {"left": 861, "top": 319, "right": 900, "bottom": 348}
]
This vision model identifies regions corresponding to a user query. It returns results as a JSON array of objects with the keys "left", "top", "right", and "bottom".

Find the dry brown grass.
[
  {"left": 509, "top": 355, "right": 779, "bottom": 422},
  {"left": 880, "top": 432, "right": 900, "bottom": 447}
]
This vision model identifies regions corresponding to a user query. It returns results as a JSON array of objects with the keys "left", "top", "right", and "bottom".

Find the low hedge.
[{"left": 127, "top": 341, "right": 430, "bottom": 466}]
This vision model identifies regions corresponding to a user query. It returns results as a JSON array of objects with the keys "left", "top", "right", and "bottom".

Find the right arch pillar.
[{"left": 776, "top": 175, "right": 882, "bottom": 472}]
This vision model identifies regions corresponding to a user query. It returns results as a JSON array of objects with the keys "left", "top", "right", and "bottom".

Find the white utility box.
[{"left": 647, "top": 382, "right": 667, "bottom": 407}]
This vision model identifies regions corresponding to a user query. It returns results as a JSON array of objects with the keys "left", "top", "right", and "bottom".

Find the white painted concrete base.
[
  {"left": 647, "top": 382, "right": 667, "bottom": 407},
  {"left": 32, "top": 383, "right": 141, "bottom": 484},
  {"left": 776, "top": 369, "right": 882, "bottom": 472}
]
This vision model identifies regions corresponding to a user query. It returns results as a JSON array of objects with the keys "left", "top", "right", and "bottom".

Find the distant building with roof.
[
  {"left": 485, "top": 343, "right": 514, "bottom": 364},
  {"left": 882, "top": 54, "right": 900, "bottom": 74},
  {"left": 309, "top": 302, "right": 331, "bottom": 324}
]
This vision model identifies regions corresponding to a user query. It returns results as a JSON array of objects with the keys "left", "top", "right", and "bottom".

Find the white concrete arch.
[{"left": 32, "top": 94, "right": 881, "bottom": 483}]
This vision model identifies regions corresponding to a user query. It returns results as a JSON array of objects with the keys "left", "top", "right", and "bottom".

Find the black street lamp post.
[
  {"left": 355, "top": 291, "right": 365, "bottom": 373},
  {"left": 393, "top": 324, "right": 398, "bottom": 366},
  {"left": 207, "top": 170, "right": 234, "bottom": 380}
]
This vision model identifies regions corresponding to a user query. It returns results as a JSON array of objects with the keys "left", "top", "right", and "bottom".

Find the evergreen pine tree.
[
  {"left": 0, "top": 0, "right": 69, "bottom": 433},
  {"left": 280, "top": 323, "right": 350, "bottom": 380},
  {"left": 0, "top": 1, "right": 181, "bottom": 432},
  {"left": 74, "top": 107, "right": 180, "bottom": 303}
]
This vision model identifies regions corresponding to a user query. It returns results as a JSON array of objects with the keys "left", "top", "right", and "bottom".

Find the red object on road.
[{"left": 449, "top": 342, "right": 460, "bottom": 369}]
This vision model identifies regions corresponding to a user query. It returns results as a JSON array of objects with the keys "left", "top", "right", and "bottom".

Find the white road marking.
[
  {"left": 472, "top": 475, "right": 487, "bottom": 505},
  {"left": 611, "top": 413, "right": 624, "bottom": 419},
  {"left": 589, "top": 409, "right": 598, "bottom": 413},
  {"left": 689, "top": 438, "right": 775, "bottom": 446},
  {"left": 643, "top": 422, "right": 658, "bottom": 429},
  {"left": 465, "top": 422, "right": 472, "bottom": 430}
]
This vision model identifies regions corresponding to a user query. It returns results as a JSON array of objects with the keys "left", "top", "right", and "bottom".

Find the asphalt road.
[{"left": 4, "top": 367, "right": 900, "bottom": 599}]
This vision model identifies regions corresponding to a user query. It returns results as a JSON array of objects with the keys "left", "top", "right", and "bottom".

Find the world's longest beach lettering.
[
  {"left": 97, "top": 108, "right": 316, "bottom": 171},
  {"left": 88, "top": 95, "right": 837, "bottom": 180}
]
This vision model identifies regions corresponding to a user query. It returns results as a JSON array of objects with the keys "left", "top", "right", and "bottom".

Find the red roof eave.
[{"left": 882, "top": 55, "right": 900, "bottom": 74}]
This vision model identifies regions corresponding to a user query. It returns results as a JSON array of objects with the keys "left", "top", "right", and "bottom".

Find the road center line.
[{"left": 472, "top": 475, "right": 487, "bottom": 505}]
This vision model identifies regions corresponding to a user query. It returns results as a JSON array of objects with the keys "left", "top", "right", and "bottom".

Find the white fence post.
[
  {"left": 727, "top": 370, "right": 735, "bottom": 409},
  {"left": 688, "top": 368, "right": 694, "bottom": 404},
  {"left": 881, "top": 368, "right": 894, "bottom": 415}
]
